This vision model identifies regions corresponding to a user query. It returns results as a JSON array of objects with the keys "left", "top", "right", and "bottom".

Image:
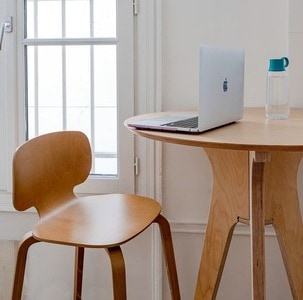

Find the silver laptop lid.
[{"left": 198, "top": 45, "right": 245, "bottom": 131}]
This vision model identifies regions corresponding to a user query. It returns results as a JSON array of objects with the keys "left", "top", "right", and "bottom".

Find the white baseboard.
[{"left": 169, "top": 220, "right": 276, "bottom": 237}]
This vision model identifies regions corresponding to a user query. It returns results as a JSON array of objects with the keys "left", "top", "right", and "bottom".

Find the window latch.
[{"left": 0, "top": 16, "right": 13, "bottom": 51}]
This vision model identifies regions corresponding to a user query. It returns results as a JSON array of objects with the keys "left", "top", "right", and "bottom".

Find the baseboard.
[{"left": 169, "top": 220, "right": 276, "bottom": 237}]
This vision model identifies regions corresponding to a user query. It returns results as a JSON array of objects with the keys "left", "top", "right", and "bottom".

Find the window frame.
[{"left": 0, "top": 0, "right": 135, "bottom": 211}]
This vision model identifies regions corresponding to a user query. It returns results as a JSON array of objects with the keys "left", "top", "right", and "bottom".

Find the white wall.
[
  {"left": 161, "top": 0, "right": 303, "bottom": 299},
  {"left": 289, "top": 0, "right": 303, "bottom": 107}
]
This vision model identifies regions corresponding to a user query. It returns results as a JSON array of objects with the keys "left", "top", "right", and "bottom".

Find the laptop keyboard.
[{"left": 164, "top": 117, "right": 198, "bottom": 128}]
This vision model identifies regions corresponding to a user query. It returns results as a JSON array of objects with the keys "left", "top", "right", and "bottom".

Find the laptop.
[{"left": 128, "top": 45, "right": 245, "bottom": 133}]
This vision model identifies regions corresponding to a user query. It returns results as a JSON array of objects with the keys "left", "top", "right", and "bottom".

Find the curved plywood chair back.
[{"left": 12, "top": 131, "right": 92, "bottom": 216}]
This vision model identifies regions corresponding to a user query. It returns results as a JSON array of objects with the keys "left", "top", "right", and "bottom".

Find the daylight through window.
[{"left": 24, "top": 0, "right": 118, "bottom": 176}]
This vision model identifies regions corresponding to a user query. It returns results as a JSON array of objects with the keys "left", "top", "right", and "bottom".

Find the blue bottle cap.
[{"left": 269, "top": 57, "right": 289, "bottom": 71}]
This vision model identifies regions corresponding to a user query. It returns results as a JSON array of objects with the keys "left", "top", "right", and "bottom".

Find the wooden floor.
[{"left": 0, "top": 241, "right": 17, "bottom": 299}]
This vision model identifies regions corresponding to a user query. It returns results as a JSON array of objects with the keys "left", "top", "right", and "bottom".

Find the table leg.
[
  {"left": 263, "top": 151, "right": 303, "bottom": 299},
  {"left": 194, "top": 149, "right": 249, "bottom": 300},
  {"left": 251, "top": 153, "right": 268, "bottom": 300}
]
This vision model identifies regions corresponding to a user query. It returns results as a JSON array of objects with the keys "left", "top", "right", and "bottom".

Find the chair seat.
[{"left": 33, "top": 194, "right": 161, "bottom": 248}]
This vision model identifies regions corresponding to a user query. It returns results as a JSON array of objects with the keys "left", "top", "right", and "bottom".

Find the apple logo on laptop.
[{"left": 223, "top": 77, "right": 228, "bottom": 92}]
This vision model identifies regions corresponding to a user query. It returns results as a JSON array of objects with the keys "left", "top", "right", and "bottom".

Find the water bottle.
[{"left": 265, "top": 57, "right": 289, "bottom": 120}]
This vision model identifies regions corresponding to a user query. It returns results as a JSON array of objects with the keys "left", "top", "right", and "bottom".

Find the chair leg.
[
  {"left": 12, "top": 232, "right": 39, "bottom": 300},
  {"left": 106, "top": 246, "right": 127, "bottom": 300},
  {"left": 155, "top": 214, "right": 181, "bottom": 300},
  {"left": 74, "top": 247, "right": 85, "bottom": 300}
]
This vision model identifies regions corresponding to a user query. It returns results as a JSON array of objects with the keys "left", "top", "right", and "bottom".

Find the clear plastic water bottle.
[{"left": 265, "top": 57, "right": 289, "bottom": 120}]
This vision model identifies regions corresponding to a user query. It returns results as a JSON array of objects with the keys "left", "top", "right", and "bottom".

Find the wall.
[
  {"left": 289, "top": 0, "right": 303, "bottom": 105},
  {"left": 161, "top": 0, "right": 303, "bottom": 299},
  {"left": 0, "top": 241, "right": 17, "bottom": 299}
]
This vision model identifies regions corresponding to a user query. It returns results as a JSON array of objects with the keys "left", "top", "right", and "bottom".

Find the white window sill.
[
  {"left": 0, "top": 192, "right": 35, "bottom": 213},
  {"left": 0, "top": 192, "right": 15, "bottom": 212}
]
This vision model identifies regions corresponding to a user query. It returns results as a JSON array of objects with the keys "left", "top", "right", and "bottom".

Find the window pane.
[
  {"left": 94, "top": 45, "right": 117, "bottom": 107},
  {"left": 26, "top": 0, "right": 116, "bottom": 39},
  {"left": 65, "top": 0, "right": 90, "bottom": 38},
  {"left": 26, "top": 45, "right": 63, "bottom": 138},
  {"left": 26, "top": 0, "right": 62, "bottom": 38},
  {"left": 66, "top": 107, "right": 91, "bottom": 134},
  {"left": 66, "top": 46, "right": 91, "bottom": 107},
  {"left": 38, "top": 108, "right": 63, "bottom": 134},
  {"left": 37, "top": 47, "right": 63, "bottom": 107},
  {"left": 94, "top": 0, "right": 116, "bottom": 37},
  {"left": 95, "top": 158, "right": 117, "bottom": 175},
  {"left": 94, "top": 107, "right": 117, "bottom": 153},
  {"left": 27, "top": 107, "right": 36, "bottom": 138},
  {"left": 26, "top": 46, "right": 63, "bottom": 110}
]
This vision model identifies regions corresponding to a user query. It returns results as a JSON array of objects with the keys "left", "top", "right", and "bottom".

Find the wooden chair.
[{"left": 12, "top": 131, "right": 180, "bottom": 299}]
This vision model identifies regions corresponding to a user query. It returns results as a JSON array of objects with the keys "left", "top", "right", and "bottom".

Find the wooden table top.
[{"left": 125, "top": 107, "right": 303, "bottom": 152}]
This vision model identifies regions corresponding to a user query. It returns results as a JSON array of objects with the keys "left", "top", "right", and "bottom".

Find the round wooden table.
[{"left": 125, "top": 107, "right": 303, "bottom": 300}]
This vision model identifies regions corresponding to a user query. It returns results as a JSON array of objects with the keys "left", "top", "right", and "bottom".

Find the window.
[
  {"left": 24, "top": 0, "right": 119, "bottom": 176},
  {"left": 0, "top": 0, "right": 135, "bottom": 206}
]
